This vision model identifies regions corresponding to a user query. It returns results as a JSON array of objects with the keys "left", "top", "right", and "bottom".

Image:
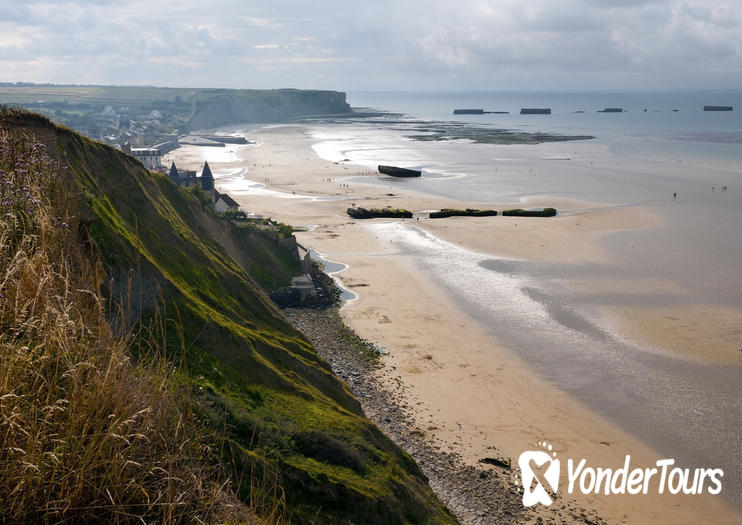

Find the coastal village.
[
  {"left": 124, "top": 133, "right": 248, "bottom": 216},
  {"left": 12, "top": 96, "right": 189, "bottom": 149},
  {"left": 139, "top": 134, "right": 327, "bottom": 308},
  {"left": 124, "top": 142, "right": 244, "bottom": 217}
]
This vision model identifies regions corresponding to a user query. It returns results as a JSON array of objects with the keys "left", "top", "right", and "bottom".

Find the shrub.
[
  {"left": 220, "top": 209, "right": 248, "bottom": 221},
  {"left": 277, "top": 222, "right": 293, "bottom": 238}
]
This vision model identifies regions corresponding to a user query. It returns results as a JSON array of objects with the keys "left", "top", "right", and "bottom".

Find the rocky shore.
[
  {"left": 406, "top": 122, "right": 593, "bottom": 145},
  {"left": 285, "top": 307, "right": 606, "bottom": 525}
]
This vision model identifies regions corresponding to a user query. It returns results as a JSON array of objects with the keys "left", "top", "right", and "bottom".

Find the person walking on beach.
[{"left": 673, "top": 192, "right": 677, "bottom": 201}]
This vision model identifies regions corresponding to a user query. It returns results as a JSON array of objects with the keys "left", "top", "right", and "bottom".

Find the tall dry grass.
[{"left": 0, "top": 129, "right": 249, "bottom": 523}]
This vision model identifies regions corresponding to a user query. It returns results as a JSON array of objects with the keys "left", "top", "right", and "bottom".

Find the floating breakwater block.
[
  {"left": 520, "top": 108, "right": 551, "bottom": 115},
  {"left": 453, "top": 109, "right": 485, "bottom": 114}
]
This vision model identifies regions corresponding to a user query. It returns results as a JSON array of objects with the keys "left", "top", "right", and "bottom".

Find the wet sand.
[
  {"left": 164, "top": 125, "right": 741, "bottom": 523},
  {"left": 604, "top": 304, "right": 742, "bottom": 366}
]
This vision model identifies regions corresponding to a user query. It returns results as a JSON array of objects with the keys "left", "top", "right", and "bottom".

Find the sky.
[{"left": 1, "top": 0, "right": 741, "bottom": 91}]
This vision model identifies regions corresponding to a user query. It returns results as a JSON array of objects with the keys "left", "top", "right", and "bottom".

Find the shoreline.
[
  {"left": 164, "top": 124, "right": 741, "bottom": 523},
  {"left": 286, "top": 307, "right": 606, "bottom": 525}
]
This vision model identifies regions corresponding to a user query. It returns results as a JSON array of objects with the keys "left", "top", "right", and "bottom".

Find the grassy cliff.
[
  {"left": 0, "top": 108, "right": 454, "bottom": 524},
  {"left": 0, "top": 114, "right": 247, "bottom": 523}
]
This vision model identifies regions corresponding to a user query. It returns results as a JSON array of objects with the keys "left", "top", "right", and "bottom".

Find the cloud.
[
  {"left": 396, "top": 0, "right": 742, "bottom": 87},
  {"left": 0, "top": 0, "right": 740, "bottom": 89}
]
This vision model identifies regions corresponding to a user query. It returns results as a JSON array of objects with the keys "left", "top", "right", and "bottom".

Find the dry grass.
[{"left": 0, "top": 129, "right": 249, "bottom": 523}]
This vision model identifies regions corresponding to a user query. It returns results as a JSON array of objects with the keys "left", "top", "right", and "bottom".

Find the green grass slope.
[{"left": 0, "top": 109, "right": 455, "bottom": 524}]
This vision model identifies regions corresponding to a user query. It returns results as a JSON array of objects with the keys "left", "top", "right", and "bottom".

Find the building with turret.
[
  {"left": 166, "top": 160, "right": 243, "bottom": 212},
  {"left": 167, "top": 160, "right": 214, "bottom": 194},
  {"left": 200, "top": 161, "right": 214, "bottom": 191}
]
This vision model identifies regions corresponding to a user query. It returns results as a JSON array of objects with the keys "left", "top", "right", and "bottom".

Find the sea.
[{"left": 303, "top": 90, "right": 742, "bottom": 508}]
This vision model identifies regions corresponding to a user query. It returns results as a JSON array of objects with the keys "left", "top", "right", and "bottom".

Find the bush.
[
  {"left": 187, "top": 184, "right": 213, "bottom": 208},
  {"left": 220, "top": 209, "right": 248, "bottom": 221},
  {"left": 277, "top": 222, "right": 294, "bottom": 238}
]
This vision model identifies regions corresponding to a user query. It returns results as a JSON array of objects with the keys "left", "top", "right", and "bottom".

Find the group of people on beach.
[
  {"left": 674, "top": 185, "right": 728, "bottom": 200},
  {"left": 322, "top": 177, "right": 352, "bottom": 190}
]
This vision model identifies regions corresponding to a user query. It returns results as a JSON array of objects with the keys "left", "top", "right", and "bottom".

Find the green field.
[{"left": 0, "top": 85, "right": 198, "bottom": 107}]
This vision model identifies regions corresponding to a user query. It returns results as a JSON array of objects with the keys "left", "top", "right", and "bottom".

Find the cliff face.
[
  {"left": 0, "top": 110, "right": 454, "bottom": 524},
  {"left": 189, "top": 89, "right": 351, "bottom": 130}
]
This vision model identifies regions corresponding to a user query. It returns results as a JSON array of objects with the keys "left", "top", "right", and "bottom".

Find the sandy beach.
[{"left": 164, "top": 125, "right": 741, "bottom": 524}]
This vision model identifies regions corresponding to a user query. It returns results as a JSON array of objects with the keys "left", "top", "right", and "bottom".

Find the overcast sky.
[{"left": 1, "top": 0, "right": 741, "bottom": 91}]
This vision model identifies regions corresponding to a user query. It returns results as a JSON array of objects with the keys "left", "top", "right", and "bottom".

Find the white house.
[
  {"left": 214, "top": 192, "right": 240, "bottom": 213},
  {"left": 131, "top": 148, "right": 162, "bottom": 169}
]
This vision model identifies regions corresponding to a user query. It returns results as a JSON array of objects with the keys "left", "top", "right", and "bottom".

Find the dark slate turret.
[
  {"left": 169, "top": 161, "right": 179, "bottom": 179},
  {"left": 201, "top": 161, "right": 214, "bottom": 191}
]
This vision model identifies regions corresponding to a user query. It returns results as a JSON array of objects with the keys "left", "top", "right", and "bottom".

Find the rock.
[
  {"left": 479, "top": 457, "right": 511, "bottom": 469},
  {"left": 502, "top": 207, "right": 557, "bottom": 217}
]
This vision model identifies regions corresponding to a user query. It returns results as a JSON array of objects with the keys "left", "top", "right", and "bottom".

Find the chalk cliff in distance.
[{"left": 188, "top": 88, "right": 352, "bottom": 129}]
